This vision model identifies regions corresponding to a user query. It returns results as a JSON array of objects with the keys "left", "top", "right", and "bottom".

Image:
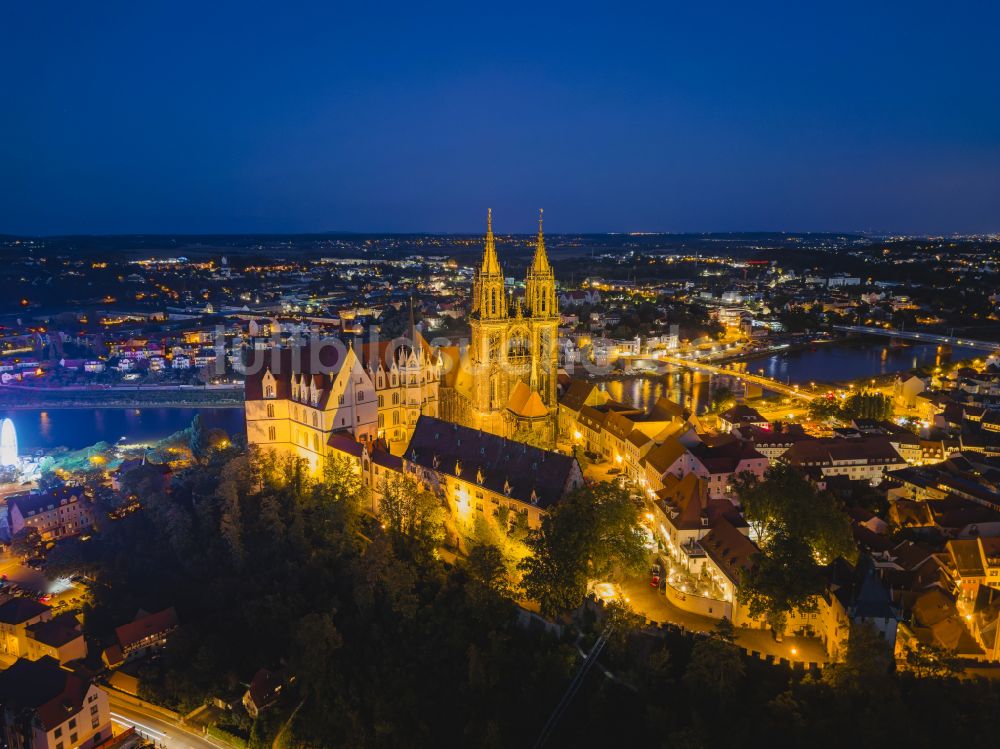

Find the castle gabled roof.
[{"left": 404, "top": 416, "right": 580, "bottom": 509}]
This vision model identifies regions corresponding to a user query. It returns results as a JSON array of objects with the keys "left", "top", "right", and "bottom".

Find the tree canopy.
[
  {"left": 519, "top": 482, "right": 646, "bottom": 617},
  {"left": 735, "top": 464, "right": 856, "bottom": 633}
]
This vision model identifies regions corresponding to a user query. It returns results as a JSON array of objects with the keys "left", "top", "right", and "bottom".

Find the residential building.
[
  {"left": 0, "top": 656, "right": 112, "bottom": 749},
  {"left": 782, "top": 436, "right": 907, "bottom": 484},
  {"left": 0, "top": 599, "right": 50, "bottom": 658},
  {"left": 7, "top": 488, "right": 96, "bottom": 542},
  {"left": 718, "top": 404, "right": 768, "bottom": 433},
  {"left": 24, "top": 614, "right": 87, "bottom": 665},
  {"left": 101, "top": 607, "right": 178, "bottom": 668}
]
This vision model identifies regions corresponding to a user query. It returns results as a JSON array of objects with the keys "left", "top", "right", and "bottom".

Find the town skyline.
[{"left": 4, "top": 3, "right": 1000, "bottom": 748}]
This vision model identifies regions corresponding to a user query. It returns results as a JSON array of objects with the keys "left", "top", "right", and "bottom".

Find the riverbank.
[{"left": 0, "top": 386, "right": 244, "bottom": 410}]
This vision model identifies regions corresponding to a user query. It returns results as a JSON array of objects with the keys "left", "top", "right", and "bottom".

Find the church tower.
[
  {"left": 524, "top": 210, "right": 559, "bottom": 431},
  {"left": 469, "top": 209, "right": 510, "bottom": 435},
  {"left": 471, "top": 208, "right": 507, "bottom": 320},
  {"left": 460, "top": 209, "right": 559, "bottom": 445}
]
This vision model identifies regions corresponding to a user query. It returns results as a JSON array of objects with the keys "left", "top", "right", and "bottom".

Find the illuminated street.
[
  {"left": 108, "top": 697, "right": 226, "bottom": 749},
  {"left": 620, "top": 575, "right": 829, "bottom": 664}
]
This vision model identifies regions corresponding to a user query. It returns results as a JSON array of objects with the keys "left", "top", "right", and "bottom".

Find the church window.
[
  {"left": 378, "top": 394, "right": 384, "bottom": 408},
  {"left": 265, "top": 385, "right": 274, "bottom": 398},
  {"left": 268, "top": 426, "right": 276, "bottom": 441},
  {"left": 338, "top": 395, "right": 345, "bottom": 405},
  {"left": 266, "top": 403, "right": 274, "bottom": 418},
  {"left": 392, "top": 392, "right": 400, "bottom": 405}
]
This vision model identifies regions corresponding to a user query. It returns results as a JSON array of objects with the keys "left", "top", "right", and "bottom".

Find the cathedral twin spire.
[{"left": 473, "top": 208, "right": 555, "bottom": 320}]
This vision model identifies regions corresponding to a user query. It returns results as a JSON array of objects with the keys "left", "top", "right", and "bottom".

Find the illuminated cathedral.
[{"left": 440, "top": 210, "right": 559, "bottom": 446}]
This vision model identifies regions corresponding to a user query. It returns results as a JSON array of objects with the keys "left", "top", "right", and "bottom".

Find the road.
[
  {"left": 108, "top": 696, "right": 228, "bottom": 749},
  {"left": 619, "top": 576, "right": 828, "bottom": 664}
]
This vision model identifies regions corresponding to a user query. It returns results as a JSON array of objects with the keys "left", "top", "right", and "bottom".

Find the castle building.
[
  {"left": 244, "top": 330, "right": 440, "bottom": 474},
  {"left": 440, "top": 210, "right": 559, "bottom": 445}
]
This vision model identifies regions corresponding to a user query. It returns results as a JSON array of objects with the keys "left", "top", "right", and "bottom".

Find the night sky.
[{"left": 2, "top": 1, "right": 998, "bottom": 235}]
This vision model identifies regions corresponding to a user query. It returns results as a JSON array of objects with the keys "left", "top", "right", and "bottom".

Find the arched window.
[
  {"left": 378, "top": 394, "right": 384, "bottom": 408},
  {"left": 313, "top": 434, "right": 319, "bottom": 451},
  {"left": 393, "top": 412, "right": 400, "bottom": 425},
  {"left": 265, "top": 385, "right": 274, "bottom": 398},
  {"left": 266, "top": 403, "right": 274, "bottom": 418},
  {"left": 392, "top": 392, "right": 400, "bottom": 405},
  {"left": 490, "top": 289, "right": 496, "bottom": 315},
  {"left": 312, "top": 412, "right": 317, "bottom": 427},
  {"left": 267, "top": 426, "right": 276, "bottom": 441},
  {"left": 378, "top": 413, "right": 384, "bottom": 428}
]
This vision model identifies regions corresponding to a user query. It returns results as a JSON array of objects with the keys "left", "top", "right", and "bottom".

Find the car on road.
[{"left": 592, "top": 581, "right": 620, "bottom": 603}]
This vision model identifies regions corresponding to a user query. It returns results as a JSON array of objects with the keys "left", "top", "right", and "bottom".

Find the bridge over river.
[
  {"left": 622, "top": 354, "right": 819, "bottom": 402},
  {"left": 833, "top": 324, "right": 1000, "bottom": 353}
]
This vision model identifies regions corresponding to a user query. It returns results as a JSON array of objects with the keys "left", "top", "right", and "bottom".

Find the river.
[
  {"left": 1, "top": 407, "right": 246, "bottom": 452},
  {"left": 0, "top": 342, "right": 983, "bottom": 449},
  {"left": 602, "top": 341, "right": 981, "bottom": 413}
]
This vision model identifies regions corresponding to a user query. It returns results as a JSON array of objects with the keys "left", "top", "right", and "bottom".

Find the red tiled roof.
[{"left": 115, "top": 607, "right": 178, "bottom": 651}]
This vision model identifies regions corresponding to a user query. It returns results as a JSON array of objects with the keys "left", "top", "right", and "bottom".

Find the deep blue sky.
[{"left": 2, "top": 1, "right": 998, "bottom": 235}]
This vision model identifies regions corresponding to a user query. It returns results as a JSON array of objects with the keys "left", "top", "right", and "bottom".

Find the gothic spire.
[
  {"left": 480, "top": 208, "right": 502, "bottom": 276},
  {"left": 529, "top": 208, "right": 551, "bottom": 274},
  {"left": 408, "top": 295, "right": 421, "bottom": 353}
]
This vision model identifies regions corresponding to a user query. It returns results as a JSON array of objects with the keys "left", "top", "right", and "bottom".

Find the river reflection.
[
  {"left": 600, "top": 371, "right": 714, "bottom": 414},
  {"left": 1, "top": 407, "right": 245, "bottom": 451},
  {"left": 600, "top": 342, "right": 981, "bottom": 414}
]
